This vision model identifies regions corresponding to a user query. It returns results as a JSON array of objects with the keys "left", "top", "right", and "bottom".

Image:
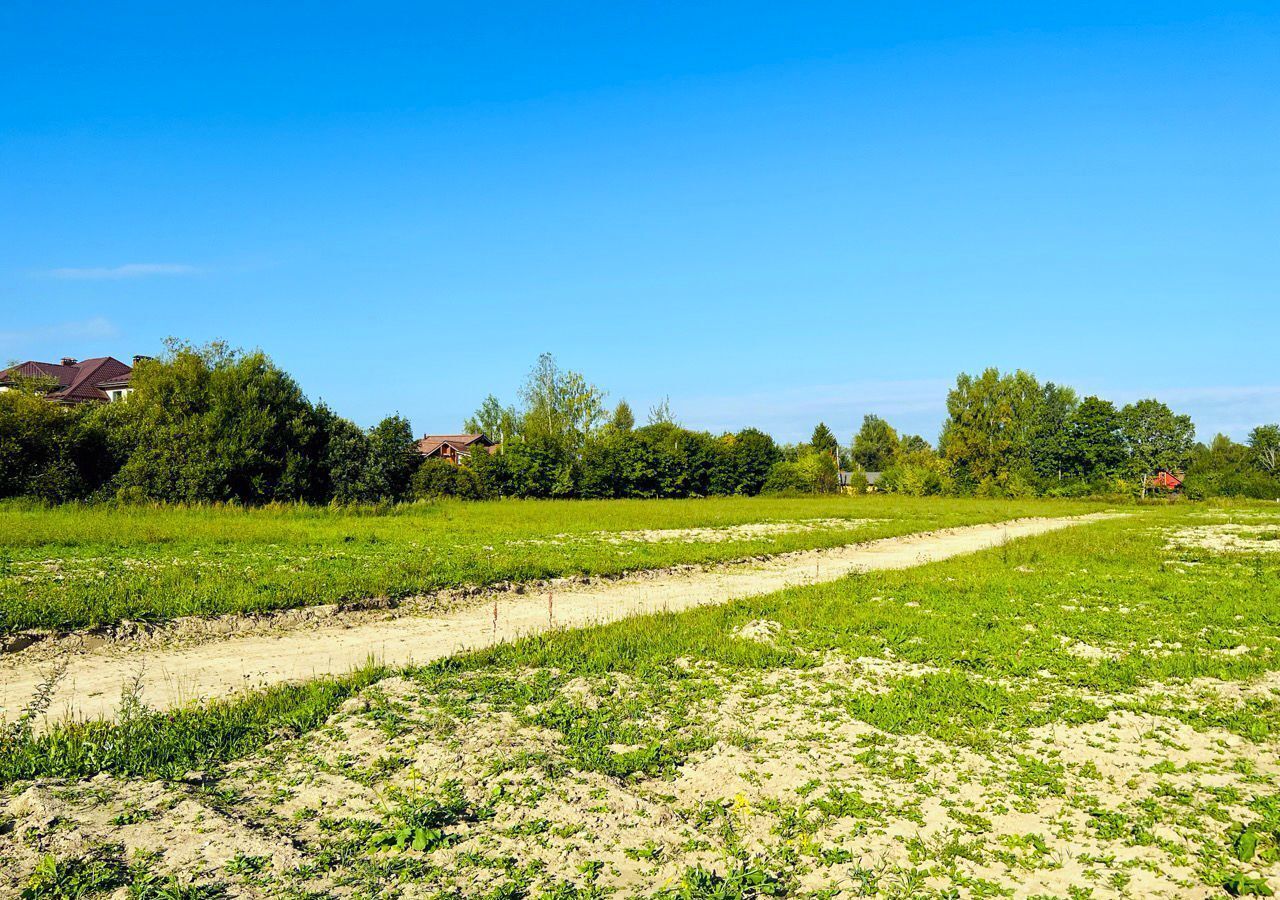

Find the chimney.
[
  {"left": 132, "top": 355, "right": 152, "bottom": 365},
  {"left": 61, "top": 357, "right": 77, "bottom": 366}
]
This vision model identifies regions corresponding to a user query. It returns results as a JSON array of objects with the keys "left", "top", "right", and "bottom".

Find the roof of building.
[
  {"left": 0, "top": 356, "right": 133, "bottom": 403},
  {"left": 839, "top": 470, "right": 882, "bottom": 487},
  {"left": 416, "top": 433, "right": 496, "bottom": 456}
]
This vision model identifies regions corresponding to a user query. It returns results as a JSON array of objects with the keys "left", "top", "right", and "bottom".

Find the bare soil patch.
[
  {"left": 1166, "top": 523, "right": 1280, "bottom": 554},
  {"left": 510, "top": 517, "right": 878, "bottom": 545},
  {"left": 4, "top": 657, "right": 1274, "bottom": 899}
]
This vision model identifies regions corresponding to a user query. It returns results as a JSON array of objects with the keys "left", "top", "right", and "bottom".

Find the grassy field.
[
  {"left": 3, "top": 501, "right": 1279, "bottom": 898},
  {"left": 0, "top": 496, "right": 1105, "bottom": 633}
]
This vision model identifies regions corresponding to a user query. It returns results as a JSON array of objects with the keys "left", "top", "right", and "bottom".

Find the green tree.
[
  {"left": 899, "top": 434, "right": 931, "bottom": 454},
  {"left": 706, "top": 434, "right": 739, "bottom": 496},
  {"left": 411, "top": 458, "right": 486, "bottom": 500},
  {"left": 578, "top": 429, "right": 625, "bottom": 498},
  {"left": 763, "top": 449, "right": 838, "bottom": 494},
  {"left": 939, "top": 368, "right": 1041, "bottom": 487},
  {"left": 647, "top": 396, "right": 676, "bottom": 426},
  {"left": 618, "top": 423, "right": 704, "bottom": 498},
  {"left": 1118, "top": 399, "right": 1195, "bottom": 477},
  {"left": 464, "top": 394, "right": 518, "bottom": 443},
  {"left": 316, "top": 405, "right": 373, "bottom": 503},
  {"left": 503, "top": 435, "right": 578, "bottom": 498},
  {"left": 1028, "top": 382, "right": 1078, "bottom": 482},
  {"left": 1065, "top": 396, "right": 1124, "bottom": 479},
  {"left": 111, "top": 341, "right": 326, "bottom": 503},
  {"left": 0, "top": 390, "right": 113, "bottom": 501},
  {"left": 1249, "top": 424, "right": 1280, "bottom": 475},
  {"left": 851, "top": 415, "right": 900, "bottom": 472},
  {"left": 762, "top": 460, "right": 806, "bottom": 493},
  {"left": 880, "top": 443, "right": 954, "bottom": 496},
  {"left": 518, "top": 353, "right": 606, "bottom": 451},
  {"left": 1186, "top": 434, "right": 1278, "bottom": 498},
  {"left": 728, "top": 428, "right": 781, "bottom": 495},
  {"left": 361, "top": 415, "right": 419, "bottom": 501},
  {"left": 609, "top": 400, "right": 635, "bottom": 432},
  {"left": 465, "top": 440, "right": 511, "bottom": 497},
  {"left": 810, "top": 422, "right": 839, "bottom": 460},
  {"left": 797, "top": 449, "right": 839, "bottom": 493}
]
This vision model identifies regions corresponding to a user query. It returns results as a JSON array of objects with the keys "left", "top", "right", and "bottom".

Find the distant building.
[
  {"left": 0, "top": 355, "right": 141, "bottom": 404},
  {"left": 1144, "top": 468, "right": 1185, "bottom": 495},
  {"left": 416, "top": 433, "right": 498, "bottom": 465},
  {"left": 838, "top": 470, "right": 883, "bottom": 493}
]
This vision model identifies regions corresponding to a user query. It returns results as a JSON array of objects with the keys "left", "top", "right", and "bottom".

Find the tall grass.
[
  {"left": 0, "top": 495, "right": 1107, "bottom": 632},
  {"left": 7, "top": 503, "right": 1275, "bottom": 788},
  {"left": 0, "top": 665, "right": 385, "bottom": 784}
]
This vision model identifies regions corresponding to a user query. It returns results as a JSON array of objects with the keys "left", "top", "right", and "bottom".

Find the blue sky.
[{"left": 2, "top": 3, "right": 1277, "bottom": 443}]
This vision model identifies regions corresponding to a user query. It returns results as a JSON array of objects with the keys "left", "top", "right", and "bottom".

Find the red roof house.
[
  {"left": 0, "top": 356, "right": 137, "bottom": 404},
  {"left": 416, "top": 433, "right": 498, "bottom": 465},
  {"left": 1146, "top": 469, "right": 1185, "bottom": 492}
]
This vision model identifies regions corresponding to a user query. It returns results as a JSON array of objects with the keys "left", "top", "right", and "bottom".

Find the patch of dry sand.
[
  {"left": 1166, "top": 523, "right": 1280, "bottom": 554},
  {"left": 4, "top": 659, "right": 1275, "bottom": 899},
  {"left": 510, "top": 517, "right": 877, "bottom": 545}
]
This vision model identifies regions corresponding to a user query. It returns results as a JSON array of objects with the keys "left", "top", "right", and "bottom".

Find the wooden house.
[{"left": 416, "top": 433, "right": 498, "bottom": 465}]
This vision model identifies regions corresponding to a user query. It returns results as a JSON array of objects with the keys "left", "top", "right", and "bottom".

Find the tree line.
[
  {"left": 0, "top": 341, "right": 421, "bottom": 504},
  {"left": 1, "top": 344, "right": 1277, "bottom": 503},
  {"left": 851, "top": 369, "right": 1280, "bottom": 499}
]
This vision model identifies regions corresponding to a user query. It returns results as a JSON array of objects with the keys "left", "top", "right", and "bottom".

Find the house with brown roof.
[
  {"left": 416, "top": 433, "right": 498, "bottom": 465},
  {"left": 0, "top": 356, "right": 140, "bottom": 404}
]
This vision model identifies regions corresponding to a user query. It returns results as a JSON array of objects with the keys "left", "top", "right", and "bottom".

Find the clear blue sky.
[{"left": 3, "top": 2, "right": 1277, "bottom": 443}]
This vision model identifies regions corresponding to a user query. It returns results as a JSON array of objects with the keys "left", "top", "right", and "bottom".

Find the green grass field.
[
  {"left": 3, "top": 500, "right": 1280, "bottom": 898},
  {"left": 0, "top": 495, "right": 1104, "bottom": 632}
]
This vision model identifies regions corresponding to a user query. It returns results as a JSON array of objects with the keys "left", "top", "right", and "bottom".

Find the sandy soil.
[
  {"left": 510, "top": 517, "right": 876, "bottom": 544},
  {"left": 1166, "top": 522, "right": 1280, "bottom": 554},
  {"left": 4, "top": 658, "right": 1273, "bottom": 899},
  {"left": 0, "top": 514, "right": 1113, "bottom": 726}
]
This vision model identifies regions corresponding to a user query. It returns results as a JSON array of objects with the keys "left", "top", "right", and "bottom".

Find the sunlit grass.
[
  {"left": 0, "top": 495, "right": 1106, "bottom": 632},
  {"left": 9, "top": 503, "right": 1276, "bottom": 784},
  {"left": 7, "top": 501, "right": 1279, "bottom": 898}
]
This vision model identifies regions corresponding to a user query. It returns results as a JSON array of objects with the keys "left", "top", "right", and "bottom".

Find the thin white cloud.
[
  {"left": 43, "top": 263, "right": 200, "bottom": 280},
  {"left": 1110, "top": 385, "right": 1280, "bottom": 439},
  {"left": 0, "top": 316, "right": 121, "bottom": 348}
]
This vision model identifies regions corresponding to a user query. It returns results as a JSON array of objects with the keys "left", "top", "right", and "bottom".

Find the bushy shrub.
[
  {"left": 842, "top": 469, "right": 869, "bottom": 494},
  {"left": 763, "top": 450, "right": 838, "bottom": 494},
  {"left": 502, "top": 437, "right": 578, "bottom": 498},
  {"left": 0, "top": 390, "right": 116, "bottom": 501},
  {"left": 411, "top": 459, "right": 487, "bottom": 500},
  {"left": 796, "top": 450, "right": 839, "bottom": 493},
  {"left": 762, "top": 460, "right": 807, "bottom": 494},
  {"left": 972, "top": 470, "right": 1037, "bottom": 499},
  {"left": 110, "top": 342, "right": 327, "bottom": 504},
  {"left": 879, "top": 449, "right": 955, "bottom": 496},
  {"left": 361, "top": 415, "right": 420, "bottom": 501},
  {"left": 466, "top": 443, "right": 511, "bottom": 497},
  {"left": 726, "top": 428, "right": 780, "bottom": 495},
  {"left": 1188, "top": 470, "right": 1280, "bottom": 500},
  {"left": 577, "top": 425, "right": 753, "bottom": 499}
]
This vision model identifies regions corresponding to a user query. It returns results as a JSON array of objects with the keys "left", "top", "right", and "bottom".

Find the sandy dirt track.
[{"left": 0, "top": 514, "right": 1113, "bottom": 725}]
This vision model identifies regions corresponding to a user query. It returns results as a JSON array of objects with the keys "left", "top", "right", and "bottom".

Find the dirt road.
[{"left": 0, "top": 514, "right": 1112, "bottom": 725}]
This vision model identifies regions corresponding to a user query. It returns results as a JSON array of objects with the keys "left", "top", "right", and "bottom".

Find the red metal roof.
[{"left": 0, "top": 356, "right": 133, "bottom": 403}]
